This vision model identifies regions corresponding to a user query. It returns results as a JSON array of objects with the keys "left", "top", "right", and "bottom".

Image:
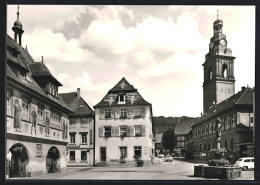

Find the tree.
[{"left": 161, "top": 128, "right": 177, "bottom": 154}]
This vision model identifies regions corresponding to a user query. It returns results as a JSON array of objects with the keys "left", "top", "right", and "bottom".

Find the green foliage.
[{"left": 161, "top": 128, "right": 177, "bottom": 152}]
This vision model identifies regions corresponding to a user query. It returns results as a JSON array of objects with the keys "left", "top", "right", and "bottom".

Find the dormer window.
[
  {"left": 118, "top": 94, "right": 125, "bottom": 104},
  {"left": 49, "top": 82, "right": 58, "bottom": 97},
  {"left": 18, "top": 70, "right": 26, "bottom": 79}
]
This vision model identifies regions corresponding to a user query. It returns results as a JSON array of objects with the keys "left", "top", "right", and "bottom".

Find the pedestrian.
[
  {"left": 13, "top": 99, "right": 21, "bottom": 132},
  {"left": 31, "top": 107, "right": 37, "bottom": 134}
]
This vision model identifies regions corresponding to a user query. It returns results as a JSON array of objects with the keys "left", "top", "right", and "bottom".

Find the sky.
[{"left": 7, "top": 5, "right": 255, "bottom": 117}]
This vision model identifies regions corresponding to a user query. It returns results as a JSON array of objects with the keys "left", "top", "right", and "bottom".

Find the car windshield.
[{"left": 238, "top": 159, "right": 243, "bottom": 161}]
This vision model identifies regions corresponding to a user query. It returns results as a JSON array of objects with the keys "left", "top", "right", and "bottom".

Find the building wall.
[
  {"left": 94, "top": 106, "right": 153, "bottom": 164},
  {"left": 67, "top": 117, "right": 94, "bottom": 166},
  {"left": 6, "top": 84, "right": 69, "bottom": 176},
  {"left": 216, "top": 81, "right": 235, "bottom": 105},
  {"left": 191, "top": 108, "right": 253, "bottom": 161}
]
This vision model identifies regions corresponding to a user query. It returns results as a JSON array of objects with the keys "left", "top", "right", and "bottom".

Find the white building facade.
[{"left": 94, "top": 78, "right": 154, "bottom": 166}]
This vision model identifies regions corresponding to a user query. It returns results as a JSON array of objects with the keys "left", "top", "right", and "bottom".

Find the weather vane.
[{"left": 217, "top": 9, "right": 219, "bottom": 20}]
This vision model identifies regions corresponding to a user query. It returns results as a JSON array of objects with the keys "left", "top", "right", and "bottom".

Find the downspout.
[{"left": 93, "top": 113, "right": 96, "bottom": 166}]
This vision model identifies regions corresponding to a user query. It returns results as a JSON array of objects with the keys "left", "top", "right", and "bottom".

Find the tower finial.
[
  {"left": 217, "top": 9, "right": 219, "bottom": 20},
  {"left": 17, "top": 5, "right": 20, "bottom": 20},
  {"left": 41, "top": 56, "right": 44, "bottom": 62}
]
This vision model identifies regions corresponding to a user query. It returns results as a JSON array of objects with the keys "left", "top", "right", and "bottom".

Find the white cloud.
[
  {"left": 23, "top": 29, "right": 96, "bottom": 63},
  {"left": 7, "top": 5, "right": 86, "bottom": 35}
]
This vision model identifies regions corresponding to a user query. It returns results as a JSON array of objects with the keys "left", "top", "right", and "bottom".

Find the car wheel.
[{"left": 242, "top": 166, "right": 248, "bottom": 171}]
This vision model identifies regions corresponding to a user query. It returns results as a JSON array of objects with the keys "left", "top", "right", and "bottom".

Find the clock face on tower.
[
  {"left": 209, "top": 42, "right": 214, "bottom": 49},
  {"left": 220, "top": 39, "right": 226, "bottom": 46}
]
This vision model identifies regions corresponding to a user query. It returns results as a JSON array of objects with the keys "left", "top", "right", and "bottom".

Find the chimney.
[
  {"left": 77, "top": 88, "right": 80, "bottom": 98},
  {"left": 241, "top": 86, "right": 246, "bottom": 91}
]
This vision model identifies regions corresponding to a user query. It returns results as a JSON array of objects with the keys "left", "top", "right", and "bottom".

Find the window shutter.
[
  {"left": 115, "top": 126, "right": 119, "bottom": 137},
  {"left": 142, "top": 107, "right": 146, "bottom": 118},
  {"left": 100, "top": 109, "right": 104, "bottom": 120},
  {"left": 115, "top": 109, "right": 120, "bottom": 119},
  {"left": 127, "top": 126, "right": 131, "bottom": 136},
  {"left": 142, "top": 125, "right": 146, "bottom": 137},
  {"left": 111, "top": 126, "right": 115, "bottom": 137},
  {"left": 128, "top": 108, "right": 134, "bottom": 118},
  {"left": 130, "top": 126, "right": 135, "bottom": 137},
  {"left": 99, "top": 127, "right": 104, "bottom": 137},
  {"left": 111, "top": 109, "right": 115, "bottom": 119}
]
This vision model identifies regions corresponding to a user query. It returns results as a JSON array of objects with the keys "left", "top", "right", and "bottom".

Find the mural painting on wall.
[
  {"left": 45, "top": 111, "right": 50, "bottom": 137},
  {"left": 14, "top": 99, "right": 21, "bottom": 132},
  {"left": 31, "top": 107, "right": 37, "bottom": 135},
  {"left": 62, "top": 119, "right": 68, "bottom": 139}
]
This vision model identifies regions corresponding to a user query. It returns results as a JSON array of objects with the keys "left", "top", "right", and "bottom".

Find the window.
[
  {"left": 80, "top": 119, "right": 87, "bottom": 128},
  {"left": 225, "top": 140, "right": 227, "bottom": 149},
  {"left": 70, "top": 133, "right": 76, "bottom": 143},
  {"left": 134, "top": 126, "right": 142, "bottom": 137},
  {"left": 250, "top": 117, "right": 254, "bottom": 124},
  {"left": 213, "top": 142, "right": 215, "bottom": 149},
  {"left": 120, "top": 126, "right": 127, "bottom": 137},
  {"left": 119, "top": 147, "right": 127, "bottom": 158},
  {"left": 105, "top": 109, "right": 111, "bottom": 118},
  {"left": 204, "top": 144, "right": 206, "bottom": 151},
  {"left": 104, "top": 127, "right": 111, "bottom": 137},
  {"left": 81, "top": 151, "right": 87, "bottom": 161},
  {"left": 18, "top": 70, "right": 26, "bottom": 79},
  {"left": 69, "top": 119, "right": 76, "bottom": 127},
  {"left": 81, "top": 133, "right": 87, "bottom": 143},
  {"left": 193, "top": 145, "right": 196, "bottom": 152},
  {"left": 6, "top": 89, "right": 13, "bottom": 116},
  {"left": 49, "top": 82, "right": 58, "bottom": 97},
  {"left": 134, "top": 146, "right": 142, "bottom": 157},
  {"left": 199, "top": 144, "right": 202, "bottom": 152},
  {"left": 231, "top": 138, "right": 234, "bottom": 149},
  {"left": 37, "top": 103, "right": 44, "bottom": 124},
  {"left": 208, "top": 143, "right": 210, "bottom": 151},
  {"left": 22, "top": 97, "right": 30, "bottom": 121},
  {"left": 120, "top": 109, "right": 127, "bottom": 118},
  {"left": 244, "top": 159, "right": 250, "bottom": 162},
  {"left": 231, "top": 115, "right": 235, "bottom": 128},
  {"left": 50, "top": 110, "right": 61, "bottom": 123},
  {"left": 119, "top": 95, "right": 125, "bottom": 102},
  {"left": 222, "top": 64, "right": 228, "bottom": 78},
  {"left": 70, "top": 151, "right": 75, "bottom": 161},
  {"left": 134, "top": 108, "right": 142, "bottom": 117},
  {"left": 225, "top": 118, "right": 228, "bottom": 130}
]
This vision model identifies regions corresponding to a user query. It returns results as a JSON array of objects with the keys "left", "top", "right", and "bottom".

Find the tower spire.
[
  {"left": 217, "top": 9, "right": 219, "bottom": 20},
  {"left": 12, "top": 5, "right": 24, "bottom": 46}
]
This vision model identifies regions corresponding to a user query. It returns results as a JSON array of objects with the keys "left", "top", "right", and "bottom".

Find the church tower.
[
  {"left": 203, "top": 13, "right": 236, "bottom": 112},
  {"left": 12, "top": 5, "right": 24, "bottom": 46}
]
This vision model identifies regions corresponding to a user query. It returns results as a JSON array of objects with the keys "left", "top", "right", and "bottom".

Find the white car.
[
  {"left": 158, "top": 154, "right": 164, "bottom": 158},
  {"left": 165, "top": 155, "right": 173, "bottom": 162},
  {"left": 234, "top": 157, "right": 254, "bottom": 171}
]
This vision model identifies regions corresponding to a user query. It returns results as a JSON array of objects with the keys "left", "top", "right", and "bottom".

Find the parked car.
[
  {"left": 234, "top": 157, "right": 254, "bottom": 171},
  {"left": 158, "top": 154, "right": 164, "bottom": 158},
  {"left": 165, "top": 155, "right": 173, "bottom": 162}
]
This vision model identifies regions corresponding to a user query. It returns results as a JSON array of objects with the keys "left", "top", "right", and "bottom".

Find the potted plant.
[
  {"left": 134, "top": 155, "right": 144, "bottom": 167},
  {"left": 119, "top": 156, "right": 126, "bottom": 163}
]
